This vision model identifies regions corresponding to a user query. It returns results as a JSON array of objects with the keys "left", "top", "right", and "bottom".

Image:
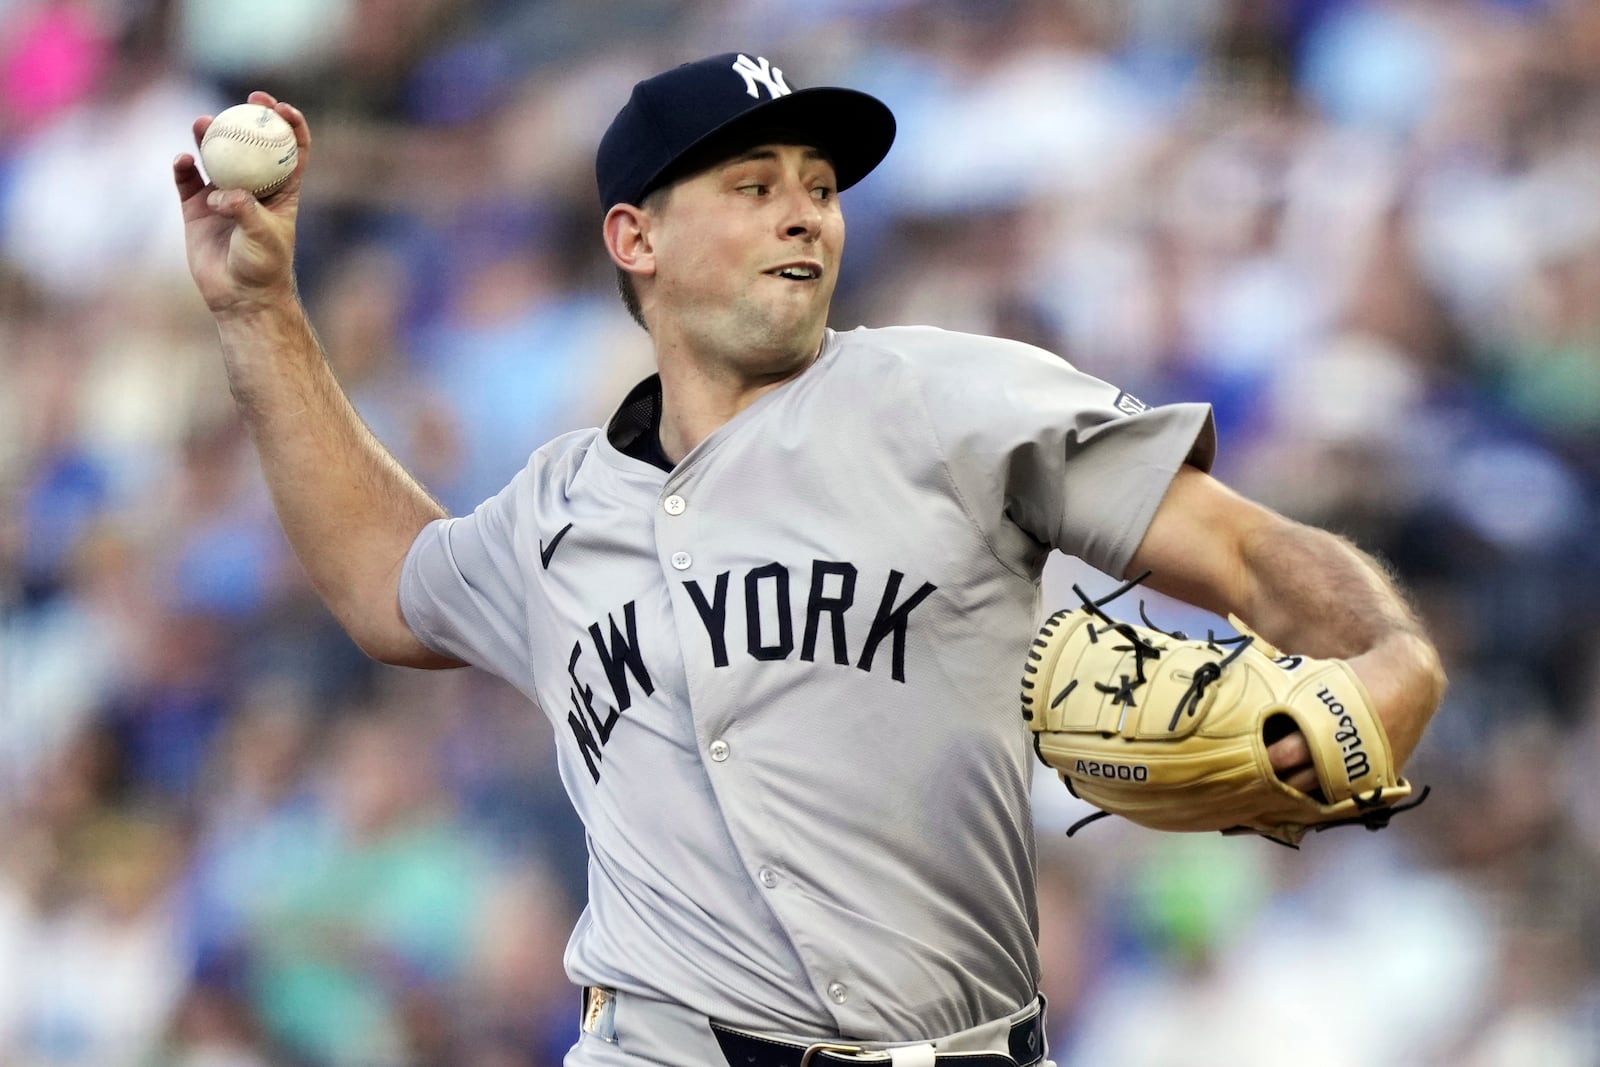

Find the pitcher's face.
[{"left": 645, "top": 142, "right": 844, "bottom": 372}]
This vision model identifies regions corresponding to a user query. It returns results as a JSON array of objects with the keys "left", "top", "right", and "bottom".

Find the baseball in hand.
[{"left": 199, "top": 103, "right": 298, "bottom": 198}]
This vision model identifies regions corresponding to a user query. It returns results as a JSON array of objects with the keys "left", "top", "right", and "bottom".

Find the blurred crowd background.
[{"left": 3, "top": 0, "right": 1600, "bottom": 1064}]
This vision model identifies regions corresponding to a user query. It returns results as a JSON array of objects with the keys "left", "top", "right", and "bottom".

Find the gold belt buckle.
[{"left": 581, "top": 986, "right": 617, "bottom": 1043}]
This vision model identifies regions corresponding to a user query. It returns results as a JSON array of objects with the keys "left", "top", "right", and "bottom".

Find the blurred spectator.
[
  {"left": 235, "top": 709, "right": 494, "bottom": 1066},
  {"left": 0, "top": 0, "right": 113, "bottom": 138},
  {"left": 404, "top": 202, "right": 653, "bottom": 512},
  {"left": 0, "top": 8, "right": 212, "bottom": 301},
  {"left": 0, "top": 733, "right": 191, "bottom": 1067}
]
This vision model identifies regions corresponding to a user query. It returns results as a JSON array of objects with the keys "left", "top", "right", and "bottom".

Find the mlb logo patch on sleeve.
[{"left": 1114, "top": 392, "right": 1149, "bottom": 416}]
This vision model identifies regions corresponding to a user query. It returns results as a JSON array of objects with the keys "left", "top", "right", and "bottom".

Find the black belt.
[{"left": 709, "top": 999, "right": 1046, "bottom": 1067}]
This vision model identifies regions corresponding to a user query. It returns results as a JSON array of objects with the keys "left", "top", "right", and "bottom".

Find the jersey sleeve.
[
  {"left": 905, "top": 327, "right": 1216, "bottom": 578},
  {"left": 399, "top": 466, "right": 535, "bottom": 693}
]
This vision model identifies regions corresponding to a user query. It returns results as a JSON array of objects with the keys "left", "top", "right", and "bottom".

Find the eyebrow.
[{"left": 722, "top": 146, "right": 834, "bottom": 168}]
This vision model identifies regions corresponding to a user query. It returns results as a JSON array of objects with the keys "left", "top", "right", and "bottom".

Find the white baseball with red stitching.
[{"left": 199, "top": 103, "right": 297, "bottom": 198}]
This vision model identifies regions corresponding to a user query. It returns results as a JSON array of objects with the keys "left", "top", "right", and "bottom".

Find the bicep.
[{"left": 1125, "top": 464, "right": 1282, "bottom": 619}]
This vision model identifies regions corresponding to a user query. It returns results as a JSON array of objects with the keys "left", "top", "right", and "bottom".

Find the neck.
[{"left": 653, "top": 333, "right": 824, "bottom": 463}]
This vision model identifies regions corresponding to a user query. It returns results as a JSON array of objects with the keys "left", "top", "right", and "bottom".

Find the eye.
[
  {"left": 811, "top": 185, "right": 834, "bottom": 202},
  {"left": 738, "top": 183, "right": 768, "bottom": 197}
]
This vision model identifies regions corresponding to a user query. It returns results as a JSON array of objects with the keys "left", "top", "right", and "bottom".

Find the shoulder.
[
  {"left": 476, "top": 427, "right": 604, "bottom": 516},
  {"left": 530, "top": 424, "right": 603, "bottom": 464},
  {"left": 834, "top": 324, "right": 1061, "bottom": 366},
  {"left": 825, "top": 325, "right": 1088, "bottom": 409},
  {"left": 526, "top": 426, "right": 604, "bottom": 487}
]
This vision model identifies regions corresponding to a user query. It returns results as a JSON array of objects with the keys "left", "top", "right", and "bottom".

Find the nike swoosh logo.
[{"left": 539, "top": 523, "right": 574, "bottom": 570}]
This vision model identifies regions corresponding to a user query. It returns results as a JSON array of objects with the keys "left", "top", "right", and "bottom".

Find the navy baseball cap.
[{"left": 596, "top": 52, "right": 896, "bottom": 210}]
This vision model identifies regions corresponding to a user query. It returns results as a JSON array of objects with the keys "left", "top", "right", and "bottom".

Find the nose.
[{"left": 781, "top": 186, "right": 822, "bottom": 241}]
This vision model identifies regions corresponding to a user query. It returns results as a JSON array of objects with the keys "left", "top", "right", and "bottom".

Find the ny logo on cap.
[{"left": 731, "top": 54, "right": 792, "bottom": 100}]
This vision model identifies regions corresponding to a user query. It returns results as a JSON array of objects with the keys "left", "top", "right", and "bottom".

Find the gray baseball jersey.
[{"left": 399, "top": 324, "right": 1215, "bottom": 1063}]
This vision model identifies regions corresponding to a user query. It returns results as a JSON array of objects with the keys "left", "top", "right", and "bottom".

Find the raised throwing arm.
[{"left": 173, "top": 92, "right": 458, "bottom": 668}]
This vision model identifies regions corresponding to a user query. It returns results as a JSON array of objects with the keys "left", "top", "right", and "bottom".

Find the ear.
[{"left": 603, "top": 203, "right": 655, "bottom": 281}]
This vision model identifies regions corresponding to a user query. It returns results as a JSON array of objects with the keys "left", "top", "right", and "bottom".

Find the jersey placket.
[{"left": 653, "top": 460, "right": 866, "bottom": 1030}]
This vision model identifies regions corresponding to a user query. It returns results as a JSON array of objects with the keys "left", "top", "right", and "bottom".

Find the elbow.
[
  {"left": 353, "top": 630, "right": 464, "bottom": 670},
  {"left": 1423, "top": 641, "right": 1449, "bottom": 715},
  {"left": 1401, "top": 625, "right": 1448, "bottom": 704},
  {"left": 336, "top": 599, "right": 463, "bottom": 670},
  {"left": 1349, "top": 629, "right": 1447, "bottom": 772}
]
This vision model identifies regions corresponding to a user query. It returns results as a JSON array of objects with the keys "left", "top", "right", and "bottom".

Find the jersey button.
[
  {"left": 827, "top": 982, "right": 849, "bottom": 1004},
  {"left": 709, "top": 739, "right": 729, "bottom": 762},
  {"left": 663, "top": 494, "right": 687, "bottom": 515},
  {"left": 670, "top": 551, "right": 692, "bottom": 570},
  {"left": 757, "top": 867, "right": 778, "bottom": 888}
]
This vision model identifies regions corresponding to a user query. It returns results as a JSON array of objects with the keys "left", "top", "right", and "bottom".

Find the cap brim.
[{"left": 639, "top": 87, "right": 896, "bottom": 201}]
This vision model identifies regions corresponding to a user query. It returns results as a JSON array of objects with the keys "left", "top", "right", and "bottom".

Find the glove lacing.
[
  {"left": 1071, "top": 572, "right": 1255, "bottom": 733},
  {"left": 1041, "top": 574, "right": 1431, "bottom": 843}
]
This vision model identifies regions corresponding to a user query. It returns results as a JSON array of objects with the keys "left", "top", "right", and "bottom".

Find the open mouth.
[{"left": 767, "top": 264, "right": 822, "bottom": 281}]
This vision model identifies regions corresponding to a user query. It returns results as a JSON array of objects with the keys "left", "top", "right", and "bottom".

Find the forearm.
[
  {"left": 1234, "top": 521, "right": 1446, "bottom": 767},
  {"left": 216, "top": 297, "right": 452, "bottom": 666},
  {"left": 175, "top": 97, "right": 450, "bottom": 666}
]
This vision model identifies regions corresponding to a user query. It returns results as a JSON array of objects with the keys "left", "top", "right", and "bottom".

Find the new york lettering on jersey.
[{"left": 562, "top": 559, "right": 937, "bottom": 783}]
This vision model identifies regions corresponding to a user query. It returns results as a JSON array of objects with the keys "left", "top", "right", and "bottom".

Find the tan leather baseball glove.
[{"left": 1022, "top": 580, "right": 1427, "bottom": 847}]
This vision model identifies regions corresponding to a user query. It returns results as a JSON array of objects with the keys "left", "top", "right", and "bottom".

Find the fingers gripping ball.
[
  {"left": 200, "top": 103, "right": 297, "bottom": 198},
  {"left": 1021, "top": 577, "right": 1427, "bottom": 848}
]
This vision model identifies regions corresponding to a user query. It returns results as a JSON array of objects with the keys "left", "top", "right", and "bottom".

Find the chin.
[
  {"left": 734, "top": 342, "right": 814, "bottom": 380},
  {"left": 763, "top": 322, "right": 827, "bottom": 365},
  {"left": 699, "top": 297, "right": 827, "bottom": 372}
]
